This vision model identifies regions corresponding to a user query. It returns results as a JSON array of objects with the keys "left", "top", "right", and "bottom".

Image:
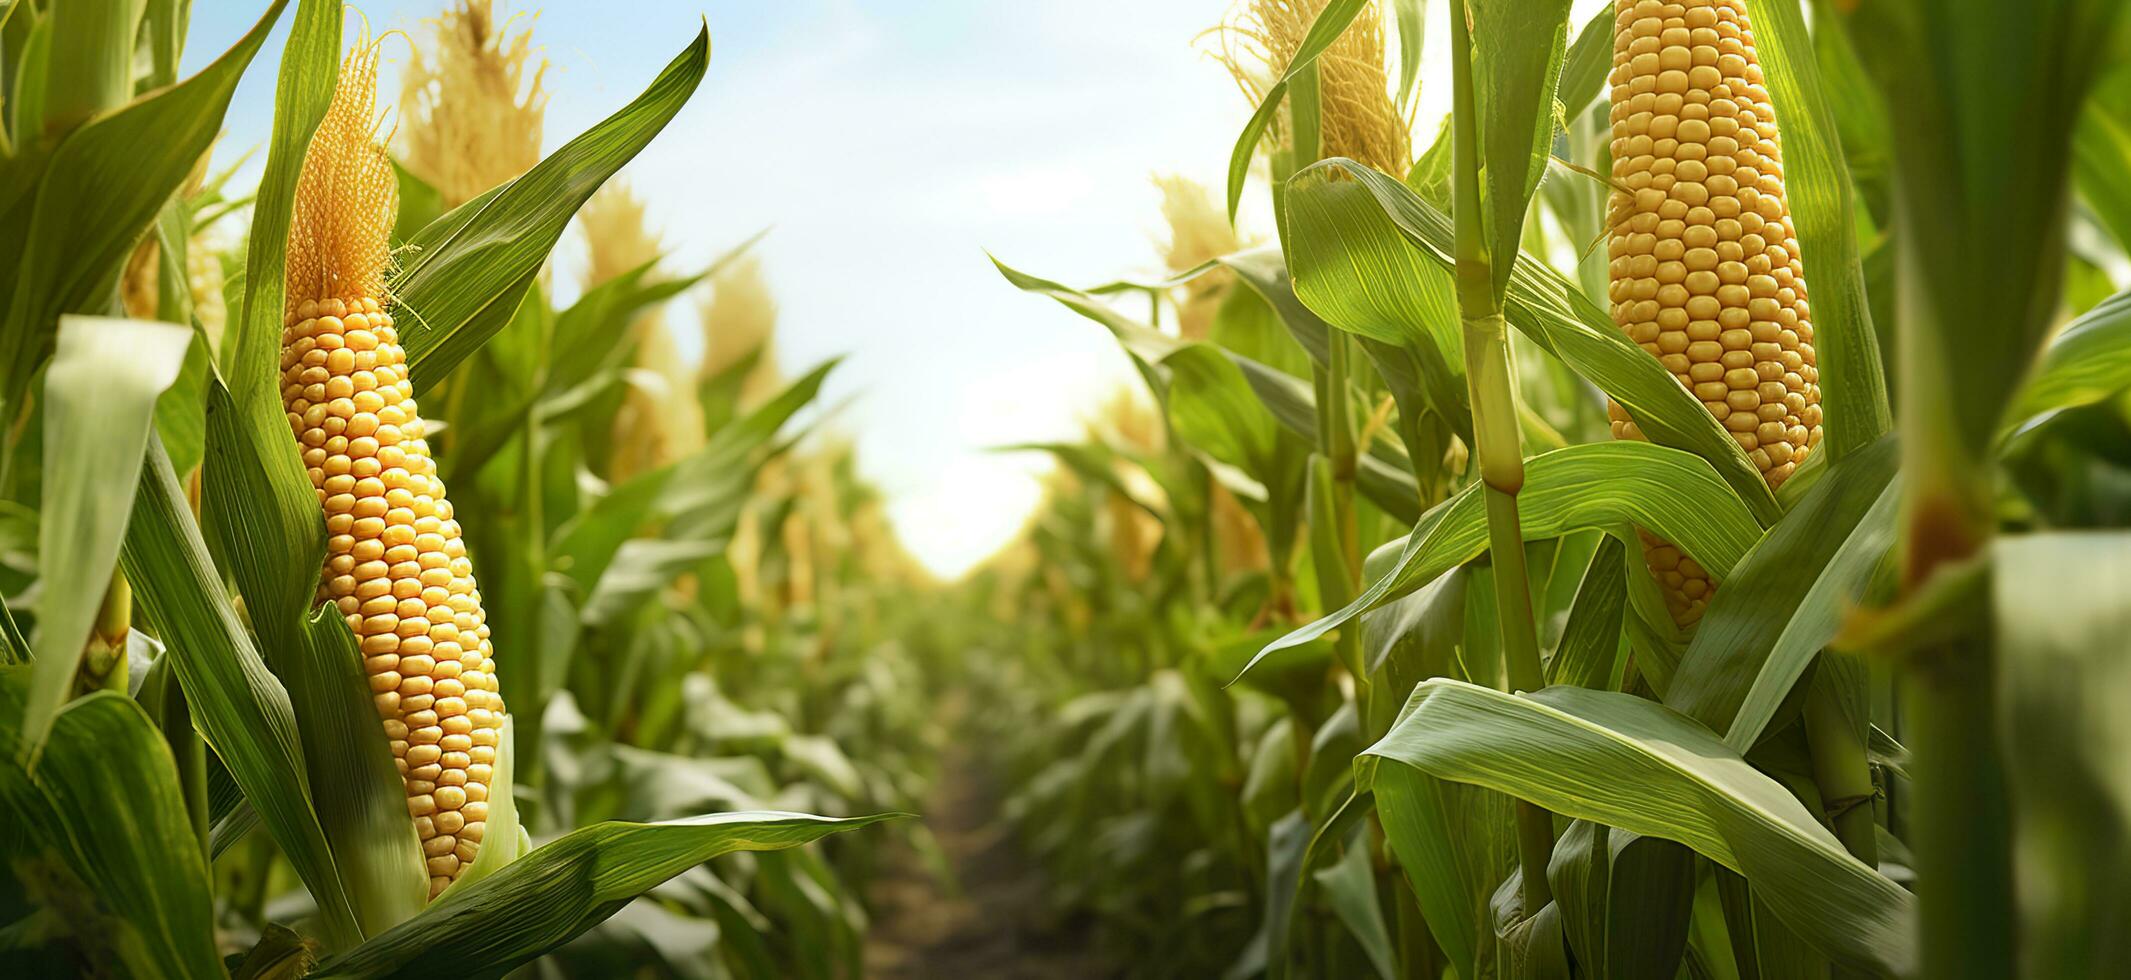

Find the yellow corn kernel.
[{"left": 1605, "top": 0, "right": 1822, "bottom": 625}]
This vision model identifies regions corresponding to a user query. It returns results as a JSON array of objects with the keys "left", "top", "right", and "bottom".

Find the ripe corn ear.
[
  {"left": 1604, "top": 0, "right": 1822, "bottom": 624},
  {"left": 281, "top": 40, "right": 504, "bottom": 899}
]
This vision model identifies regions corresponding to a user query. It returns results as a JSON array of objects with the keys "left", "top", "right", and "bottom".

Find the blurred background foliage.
[{"left": 5, "top": 0, "right": 2131, "bottom": 978}]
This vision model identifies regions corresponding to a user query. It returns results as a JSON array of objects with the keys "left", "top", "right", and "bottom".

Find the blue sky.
[{"left": 183, "top": 1, "right": 1416, "bottom": 576}]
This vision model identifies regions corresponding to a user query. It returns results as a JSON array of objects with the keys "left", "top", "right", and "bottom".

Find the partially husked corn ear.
[
  {"left": 1604, "top": 0, "right": 1822, "bottom": 625},
  {"left": 282, "top": 40, "right": 503, "bottom": 899}
]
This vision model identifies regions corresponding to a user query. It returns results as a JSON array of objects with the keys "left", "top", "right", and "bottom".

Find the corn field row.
[{"left": 3, "top": 0, "right": 2131, "bottom": 978}]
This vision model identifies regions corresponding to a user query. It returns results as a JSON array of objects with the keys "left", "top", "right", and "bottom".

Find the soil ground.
[{"left": 862, "top": 742, "right": 1113, "bottom": 979}]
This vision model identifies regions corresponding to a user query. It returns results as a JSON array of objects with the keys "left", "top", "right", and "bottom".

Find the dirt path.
[{"left": 863, "top": 743, "right": 1112, "bottom": 979}]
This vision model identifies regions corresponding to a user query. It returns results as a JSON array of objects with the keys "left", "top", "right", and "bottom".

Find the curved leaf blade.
[
  {"left": 1366, "top": 679, "right": 1916, "bottom": 976},
  {"left": 0, "top": 682, "right": 221, "bottom": 980},
  {"left": 1547, "top": 821, "right": 1695, "bottom": 980},
  {"left": 1546, "top": 535, "right": 1628, "bottom": 691},
  {"left": 226, "top": 0, "right": 338, "bottom": 410},
  {"left": 1246, "top": 441, "right": 1760, "bottom": 679},
  {"left": 1295, "top": 159, "right": 1780, "bottom": 524},
  {"left": 1665, "top": 434, "right": 1901, "bottom": 749},
  {"left": 393, "top": 26, "right": 712, "bottom": 388},
  {"left": 311, "top": 811, "right": 899, "bottom": 979},
  {"left": 1375, "top": 759, "right": 1515, "bottom": 979},
  {"left": 120, "top": 437, "right": 361, "bottom": 946},
  {"left": 286, "top": 607, "right": 429, "bottom": 935},
  {"left": 2003, "top": 286, "right": 2131, "bottom": 438},
  {"left": 21, "top": 317, "right": 192, "bottom": 762},
  {"left": 1467, "top": 0, "right": 1573, "bottom": 296},
  {"left": 0, "top": 0, "right": 284, "bottom": 410}
]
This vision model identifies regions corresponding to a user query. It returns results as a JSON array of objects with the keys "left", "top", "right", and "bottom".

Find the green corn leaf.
[
  {"left": 554, "top": 359, "right": 837, "bottom": 594},
  {"left": 0, "top": 0, "right": 283, "bottom": 423},
  {"left": 1391, "top": 0, "right": 1425, "bottom": 111},
  {"left": 120, "top": 435, "right": 362, "bottom": 948},
  {"left": 1245, "top": 441, "right": 1761, "bottom": 681},
  {"left": 309, "top": 811, "right": 900, "bottom": 979},
  {"left": 394, "top": 26, "right": 711, "bottom": 388},
  {"left": 2002, "top": 286, "right": 2131, "bottom": 439},
  {"left": 283, "top": 607, "right": 429, "bottom": 936},
  {"left": 20, "top": 317, "right": 191, "bottom": 763},
  {"left": 2075, "top": 62, "right": 2131, "bottom": 252},
  {"left": 1314, "top": 821, "right": 1398, "bottom": 980},
  {"left": 1558, "top": 7, "right": 1615, "bottom": 122},
  {"left": 40, "top": 0, "right": 147, "bottom": 134},
  {"left": 1293, "top": 159, "right": 1781, "bottom": 524},
  {"left": 1665, "top": 434, "right": 1900, "bottom": 750},
  {"left": 1466, "top": 0, "right": 1574, "bottom": 298},
  {"left": 1545, "top": 535, "right": 1628, "bottom": 691},
  {"left": 1546, "top": 821, "right": 1695, "bottom": 980},
  {"left": 1367, "top": 680, "right": 1916, "bottom": 976},
  {"left": 1376, "top": 757, "right": 1517, "bottom": 979},
  {"left": 0, "top": 677, "right": 221, "bottom": 980},
  {"left": 203, "top": 0, "right": 341, "bottom": 772}
]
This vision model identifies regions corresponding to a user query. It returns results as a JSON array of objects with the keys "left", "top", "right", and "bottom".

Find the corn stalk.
[{"left": 1449, "top": 0, "right": 1553, "bottom": 911}]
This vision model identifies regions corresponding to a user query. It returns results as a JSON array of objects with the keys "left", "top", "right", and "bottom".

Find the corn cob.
[
  {"left": 1603, "top": 0, "right": 1822, "bottom": 624},
  {"left": 282, "top": 40, "right": 503, "bottom": 899}
]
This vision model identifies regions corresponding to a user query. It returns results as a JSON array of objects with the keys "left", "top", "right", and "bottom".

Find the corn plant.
[
  {"left": 991, "top": 0, "right": 2131, "bottom": 977},
  {"left": 0, "top": 2, "right": 907, "bottom": 976}
]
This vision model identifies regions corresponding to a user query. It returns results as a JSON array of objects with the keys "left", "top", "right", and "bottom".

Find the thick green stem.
[
  {"left": 1484, "top": 483, "right": 1554, "bottom": 910},
  {"left": 1450, "top": 0, "right": 1553, "bottom": 910},
  {"left": 1326, "top": 336, "right": 1362, "bottom": 631},
  {"left": 1478, "top": 488, "right": 1543, "bottom": 694},
  {"left": 1903, "top": 633, "right": 2015, "bottom": 979},
  {"left": 141, "top": 656, "right": 210, "bottom": 861},
  {"left": 1313, "top": 332, "right": 1366, "bottom": 687},
  {"left": 1801, "top": 682, "right": 1877, "bottom": 865}
]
